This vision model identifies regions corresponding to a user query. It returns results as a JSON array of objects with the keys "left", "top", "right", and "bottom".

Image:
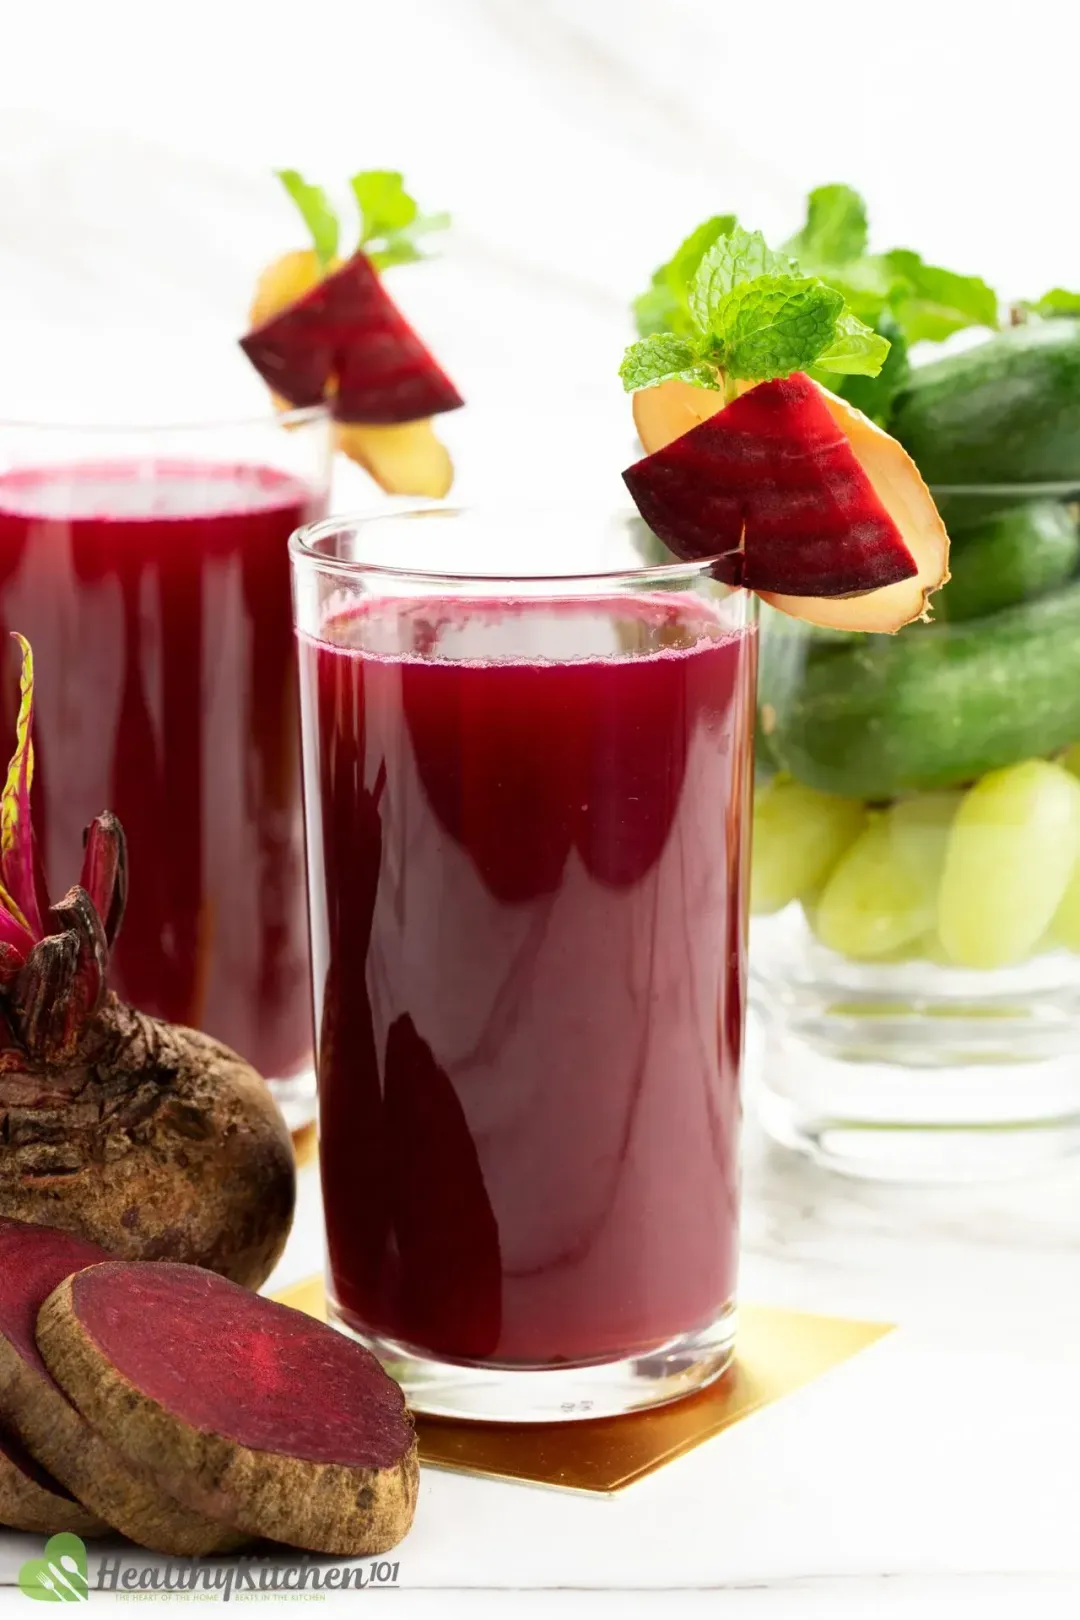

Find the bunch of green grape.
[{"left": 751, "top": 748, "right": 1080, "bottom": 969}]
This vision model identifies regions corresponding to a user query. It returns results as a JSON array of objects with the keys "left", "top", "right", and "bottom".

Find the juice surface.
[
  {"left": 302, "top": 594, "right": 756, "bottom": 1366},
  {"left": 0, "top": 460, "right": 322, "bottom": 1081}
]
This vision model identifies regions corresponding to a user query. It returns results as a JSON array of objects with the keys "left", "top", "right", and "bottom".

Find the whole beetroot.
[{"left": 0, "top": 637, "right": 295, "bottom": 1288}]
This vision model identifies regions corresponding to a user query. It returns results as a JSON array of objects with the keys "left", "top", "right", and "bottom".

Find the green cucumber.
[
  {"left": 935, "top": 501, "right": 1079, "bottom": 622},
  {"left": 889, "top": 318, "right": 1080, "bottom": 486},
  {"left": 765, "top": 580, "right": 1080, "bottom": 800}
]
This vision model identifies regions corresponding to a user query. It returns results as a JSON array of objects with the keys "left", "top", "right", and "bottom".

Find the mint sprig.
[
  {"left": 1032, "top": 287, "right": 1080, "bottom": 317},
  {"left": 633, "top": 215, "right": 737, "bottom": 338},
  {"left": 275, "top": 170, "right": 340, "bottom": 269},
  {"left": 350, "top": 170, "right": 451, "bottom": 270},
  {"left": 621, "top": 225, "right": 887, "bottom": 397},
  {"left": 275, "top": 168, "right": 449, "bottom": 273},
  {"left": 784, "top": 183, "right": 868, "bottom": 270}
]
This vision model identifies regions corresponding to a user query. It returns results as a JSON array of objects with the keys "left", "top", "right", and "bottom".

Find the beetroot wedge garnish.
[
  {"left": 0, "top": 1423, "right": 106, "bottom": 1537},
  {"left": 38, "top": 1261, "right": 419, "bottom": 1557},
  {"left": 240, "top": 251, "right": 464, "bottom": 425},
  {"left": 0, "top": 1219, "right": 246, "bottom": 1556},
  {"left": 623, "top": 373, "right": 918, "bottom": 597}
]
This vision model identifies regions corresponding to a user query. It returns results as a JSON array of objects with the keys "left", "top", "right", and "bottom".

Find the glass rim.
[
  {"left": 929, "top": 479, "right": 1080, "bottom": 497},
  {"left": 0, "top": 403, "right": 331, "bottom": 435},
  {"left": 289, "top": 505, "right": 733, "bottom": 588}
]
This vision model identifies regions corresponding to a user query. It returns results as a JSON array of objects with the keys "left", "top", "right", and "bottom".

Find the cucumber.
[
  {"left": 889, "top": 318, "right": 1080, "bottom": 486},
  {"left": 935, "top": 501, "right": 1079, "bottom": 622},
  {"left": 766, "top": 580, "right": 1080, "bottom": 800}
]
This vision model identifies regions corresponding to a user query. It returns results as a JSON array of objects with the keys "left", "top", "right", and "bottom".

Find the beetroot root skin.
[
  {"left": 0, "top": 1423, "right": 108, "bottom": 1537},
  {"left": 38, "top": 1264, "right": 420, "bottom": 1558},
  {"left": 0, "top": 1224, "right": 248, "bottom": 1556},
  {"left": 0, "top": 1331, "right": 248, "bottom": 1556},
  {"left": 0, "top": 998, "right": 295, "bottom": 1290}
]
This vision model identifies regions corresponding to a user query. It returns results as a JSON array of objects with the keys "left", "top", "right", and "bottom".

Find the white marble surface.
[{"left": 1, "top": 3, "right": 1079, "bottom": 1611}]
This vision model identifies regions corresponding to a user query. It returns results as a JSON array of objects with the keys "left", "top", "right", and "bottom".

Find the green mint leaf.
[
  {"left": 785, "top": 184, "right": 868, "bottom": 268},
  {"left": 352, "top": 174, "right": 449, "bottom": 267},
  {"left": 810, "top": 255, "right": 900, "bottom": 324},
  {"left": 834, "top": 312, "right": 910, "bottom": 425},
  {"left": 275, "top": 170, "right": 339, "bottom": 268},
  {"left": 633, "top": 215, "right": 738, "bottom": 339},
  {"left": 351, "top": 170, "right": 417, "bottom": 241},
  {"left": 1033, "top": 287, "right": 1080, "bottom": 317},
  {"left": 668, "top": 215, "right": 738, "bottom": 294},
  {"left": 689, "top": 228, "right": 798, "bottom": 335},
  {"left": 712, "top": 276, "right": 845, "bottom": 381},
  {"left": 633, "top": 274, "right": 681, "bottom": 339},
  {"left": 885, "top": 249, "right": 998, "bottom": 343},
  {"left": 813, "top": 310, "right": 891, "bottom": 375},
  {"left": 619, "top": 334, "right": 719, "bottom": 393}
]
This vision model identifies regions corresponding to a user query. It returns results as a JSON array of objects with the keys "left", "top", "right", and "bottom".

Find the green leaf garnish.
[
  {"left": 784, "top": 183, "right": 868, "bottom": 268},
  {"left": 351, "top": 171, "right": 450, "bottom": 270},
  {"left": 689, "top": 228, "right": 798, "bottom": 333},
  {"left": 814, "top": 310, "right": 892, "bottom": 376},
  {"left": 275, "top": 170, "right": 340, "bottom": 269},
  {"left": 618, "top": 334, "right": 721, "bottom": 392},
  {"left": 711, "top": 276, "right": 844, "bottom": 381},
  {"left": 620, "top": 223, "right": 885, "bottom": 396},
  {"left": 633, "top": 215, "right": 738, "bottom": 338},
  {"left": 830, "top": 311, "right": 910, "bottom": 425},
  {"left": 884, "top": 249, "right": 998, "bottom": 344},
  {"left": 1030, "top": 287, "right": 1080, "bottom": 317}
]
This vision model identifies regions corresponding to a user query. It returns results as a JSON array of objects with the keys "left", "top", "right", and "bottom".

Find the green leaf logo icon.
[{"left": 18, "top": 1533, "right": 89, "bottom": 1602}]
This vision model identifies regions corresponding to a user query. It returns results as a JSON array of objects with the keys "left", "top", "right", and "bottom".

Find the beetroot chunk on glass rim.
[
  {"left": 37, "top": 1262, "right": 420, "bottom": 1558},
  {"left": 0, "top": 1218, "right": 244, "bottom": 1555},
  {"left": 623, "top": 372, "right": 918, "bottom": 598},
  {"left": 240, "top": 250, "right": 464, "bottom": 425}
]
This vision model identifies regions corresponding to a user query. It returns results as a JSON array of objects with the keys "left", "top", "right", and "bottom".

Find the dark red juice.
[
  {"left": 0, "top": 460, "right": 324, "bottom": 1081},
  {"left": 302, "top": 595, "right": 756, "bottom": 1367}
]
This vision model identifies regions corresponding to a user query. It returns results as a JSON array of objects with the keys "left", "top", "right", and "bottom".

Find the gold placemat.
[
  {"left": 290, "top": 1122, "right": 318, "bottom": 1170},
  {"left": 274, "top": 1276, "right": 892, "bottom": 1494}
]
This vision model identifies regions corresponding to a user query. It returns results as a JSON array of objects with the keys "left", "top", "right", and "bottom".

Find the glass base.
[
  {"left": 267, "top": 1067, "right": 316, "bottom": 1133},
  {"left": 757, "top": 1026, "right": 1080, "bottom": 1183},
  {"left": 327, "top": 1299, "right": 737, "bottom": 1423},
  {"left": 751, "top": 910, "right": 1080, "bottom": 1182}
]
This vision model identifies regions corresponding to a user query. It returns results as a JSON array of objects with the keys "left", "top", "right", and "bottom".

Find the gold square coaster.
[{"left": 274, "top": 1277, "right": 892, "bottom": 1495}]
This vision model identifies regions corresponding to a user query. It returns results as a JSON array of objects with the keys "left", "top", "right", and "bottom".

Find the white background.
[{"left": 1, "top": 3, "right": 1080, "bottom": 1613}]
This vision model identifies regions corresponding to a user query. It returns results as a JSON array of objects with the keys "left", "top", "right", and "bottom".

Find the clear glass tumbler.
[
  {"left": 292, "top": 507, "right": 758, "bottom": 1421},
  {"left": 0, "top": 407, "right": 331, "bottom": 1125},
  {"left": 751, "top": 479, "right": 1080, "bottom": 1182}
]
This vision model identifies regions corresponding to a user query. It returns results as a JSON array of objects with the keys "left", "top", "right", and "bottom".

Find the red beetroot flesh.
[
  {"left": 0, "top": 1219, "right": 112, "bottom": 1380},
  {"left": 68, "top": 1263, "right": 413, "bottom": 1469},
  {"left": 623, "top": 373, "right": 918, "bottom": 596},
  {"left": 240, "top": 252, "right": 464, "bottom": 425}
]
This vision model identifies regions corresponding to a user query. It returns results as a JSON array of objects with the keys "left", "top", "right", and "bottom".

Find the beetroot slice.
[
  {"left": 0, "top": 1424, "right": 106, "bottom": 1536},
  {"left": 0, "top": 1218, "right": 245, "bottom": 1556},
  {"left": 622, "top": 372, "right": 918, "bottom": 597},
  {"left": 240, "top": 251, "right": 464, "bottom": 425},
  {"left": 37, "top": 1261, "right": 420, "bottom": 1557}
]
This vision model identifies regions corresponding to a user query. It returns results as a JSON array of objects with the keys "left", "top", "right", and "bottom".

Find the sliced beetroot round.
[
  {"left": 38, "top": 1261, "right": 419, "bottom": 1556},
  {"left": 623, "top": 371, "right": 919, "bottom": 597},
  {"left": 0, "top": 1423, "right": 106, "bottom": 1537},
  {"left": 0, "top": 1218, "right": 245, "bottom": 1556}
]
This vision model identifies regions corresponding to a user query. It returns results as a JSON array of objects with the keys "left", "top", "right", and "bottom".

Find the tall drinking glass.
[
  {"left": 0, "top": 408, "right": 331, "bottom": 1123},
  {"left": 292, "top": 507, "right": 758, "bottom": 1421}
]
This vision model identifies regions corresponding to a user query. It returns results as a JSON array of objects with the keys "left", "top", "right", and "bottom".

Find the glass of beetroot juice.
[
  {"left": 0, "top": 407, "right": 331, "bottom": 1123},
  {"left": 292, "top": 506, "right": 758, "bottom": 1422}
]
